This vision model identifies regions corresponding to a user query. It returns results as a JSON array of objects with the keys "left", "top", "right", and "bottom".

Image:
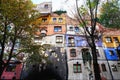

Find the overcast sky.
[
  {"left": 32, "top": 0, "right": 84, "bottom": 11},
  {"left": 31, "top": 0, "right": 84, "bottom": 17}
]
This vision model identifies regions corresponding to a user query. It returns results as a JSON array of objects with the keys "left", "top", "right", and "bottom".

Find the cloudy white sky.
[{"left": 31, "top": 0, "right": 84, "bottom": 13}]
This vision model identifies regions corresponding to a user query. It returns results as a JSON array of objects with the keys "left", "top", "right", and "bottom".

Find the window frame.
[
  {"left": 68, "top": 37, "right": 75, "bottom": 47},
  {"left": 109, "top": 50, "right": 114, "bottom": 56},
  {"left": 42, "top": 18, "right": 47, "bottom": 22},
  {"left": 105, "top": 37, "right": 112, "bottom": 43},
  {"left": 111, "top": 64, "right": 118, "bottom": 72},
  {"left": 73, "top": 63, "right": 82, "bottom": 73},
  {"left": 70, "top": 49, "right": 76, "bottom": 57},
  {"left": 53, "top": 17, "right": 57, "bottom": 22},
  {"left": 5, "top": 64, "right": 16, "bottom": 72},
  {"left": 54, "top": 26, "right": 62, "bottom": 32},
  {"left": 56, "top": 36, "right": 63, "bottom": 43},
  {"left": 75, "top": 26, "right": 79, "bottom": 32},
  {"left": 113, "top": 37, "right": 119, "bottom": 43},
  {"left": 101, "top": 64, "right": 107, "bottom": 72},
  {"left": 58, "top": 18, "right": 63, "bottom": 23},
  {"left": 44, "top": 4, "right": 48, "bottom": 9},
  {"left": 69, "top": 26, "right": 74, "bottom": 31}
]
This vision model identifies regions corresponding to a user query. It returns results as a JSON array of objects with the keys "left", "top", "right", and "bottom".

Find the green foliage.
[
  {"left": 53, "top": 10, "right": 67, "bottom": 15},
  {"left": 79, "top": 5, "right": 88, "bottom": 16},
  {"left": 99, "top": 0, "right": 120, "bottom": 28},
  {"left": 22, "top": 43, "right": 51, "bottom": 66},
  {"left": 0, "top": 0, "right": 40, "bottom": 73},
  {"left": 86, "top": 0, "right": 98, "bottom": 10}
]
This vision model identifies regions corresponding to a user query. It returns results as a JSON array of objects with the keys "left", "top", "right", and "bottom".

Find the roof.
[
  {"left": 50, "top": 12, "right": 66, "bottom": 17},
  {"left": 66, "top": 15, "right": 79, "bottom": 25},
  {"left": 103, "top": 28, "right": 120, "bottom": 36}
]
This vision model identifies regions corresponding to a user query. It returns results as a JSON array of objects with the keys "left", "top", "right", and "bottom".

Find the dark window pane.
[{"left": 101, "top": 64, "right": 107, "bottom": 72}]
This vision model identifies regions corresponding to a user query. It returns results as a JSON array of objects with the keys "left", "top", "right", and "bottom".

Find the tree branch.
[
  {"left": 76, "top": 0, "right": 91, "bottom": 35},
  {"left": 0, "top": 16, "right": 8, "bottom": 59},
  {"left": 75, "top": 0, "right": 92, "bottom": 47},
  {"left": 6, "top": 25, "right": 17, "bottom": 66}
]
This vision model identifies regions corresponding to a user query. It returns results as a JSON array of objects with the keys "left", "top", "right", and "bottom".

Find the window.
[
  {"left": 116, "top": 49, "right": 120, "bottom": 59},
  {"left": 73, "top": 62, "right": 81, "bottom": 73},
  {"left": 53, "top": 18, "right": 57, "bottom": 22},
  {"left": 118, "top": 63, "right": 120, "bottom": 67},
  {"left": 105, "top": 37, "right": 112, "bottom": 43},
  {"left": 96, "top": 49, "right": 100, "bottom": 57},
  {"left": 6, "top": 64, "right": 16, "bottom": 72},
  {"left": 99, "top": 64, "right": 101, "bottom": 73},
  {"left": 111, "top": 64, "right": 117, "bottom": 72},
  {"left": 75, "top": 27, "right": 79, "bottom": 32},
  {"left": 113, "top": 37, "right": 119, "bottom": 43},
  {"left": 101, "top": 64, "right": 107, "bottom": 72},
  {"left": 42, "top": 18, "right": 47, "bottom": 22},
  {"left": 56, "top": 36, "right": 63, "bottom": 43},
  {"left": 68, "top": 37, "right": 75, "bottom": 47},
  {"left": 40, "top": 33, "right": 46, "bottom": 37},
  {"left": 41, "top": 29, "right": 47, "bottom": 33},
  {"left": 70, "top": 49, "right": 76, "bottom": 57},
  {"left": 34, "top": 37, "right": 40, "bottom": 43},
  {"left": 58, "top": 18, "right": 63, "bottom": 23},
  {"left": 54, "top": 26, "right": 62, "bottom": 32},
  {"left": 109, "top": 50, "right": 114, "bottom": 56},
  {"left": 69, "top": 27, "right": 73, "bottom": 31},
  {"left": 44, "top": 4, "right": 48, "bottom": 9}
]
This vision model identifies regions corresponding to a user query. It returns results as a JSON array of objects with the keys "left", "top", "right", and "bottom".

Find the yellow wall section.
[
  {"left": 102, "top": 36, "right": 120, "bottom": 48},
  {"left": 36, "top": 13, "right": 66, "bottom": 36}
]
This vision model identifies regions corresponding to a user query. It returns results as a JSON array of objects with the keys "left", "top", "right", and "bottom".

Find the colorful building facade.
[
  {"left": 33, "top": 2, "right": 120, "bottom": 80},
  {"left": 102, "top": 29, "right": 120, "bottom": 80}
]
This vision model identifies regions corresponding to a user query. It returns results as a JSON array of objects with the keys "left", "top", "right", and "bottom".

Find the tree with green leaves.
[
  {"left": 67, "top": 0, "right": 101, "bottom": 79},
  {"left": 22, "top": 43, "right": 51, "bottom": 67},
  {"left": 0, "top": 0, "right": 40, "bottom": 77},
  {"left": 99, "top": 0, "right": 120, "bottom": 28}
]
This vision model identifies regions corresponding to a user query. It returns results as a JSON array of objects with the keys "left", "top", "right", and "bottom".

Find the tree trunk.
[
  {"left": 91, "top": 38, "right": 101, "bottom": 80},
  {"left": 0, "top": 59, "right": 4, "bottom": 77}
]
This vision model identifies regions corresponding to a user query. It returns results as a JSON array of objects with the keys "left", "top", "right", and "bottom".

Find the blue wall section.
[
  {"left": 104, "top": 48, "right": 119, "bottom": 60},
  {"left": 65, "top": 34, "right": 102, "bottom": 47},
  {"left": 75, "top": 36, "right": 88, "bottom": 47}
]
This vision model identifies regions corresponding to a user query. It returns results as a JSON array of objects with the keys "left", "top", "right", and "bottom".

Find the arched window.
[
  {"left": 75, "top": 26, "right": 79, "bottom": 32},
  {"left": 69, "top": 26, "right": 73, "bottom": 31},
  {"left": 81, "top": 48, "right": 92, "bottom": 65}
]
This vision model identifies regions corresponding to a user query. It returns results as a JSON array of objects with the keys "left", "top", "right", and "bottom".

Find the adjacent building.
[{"left": 102, "top": 28, "right": 120, "bottom": 80}]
